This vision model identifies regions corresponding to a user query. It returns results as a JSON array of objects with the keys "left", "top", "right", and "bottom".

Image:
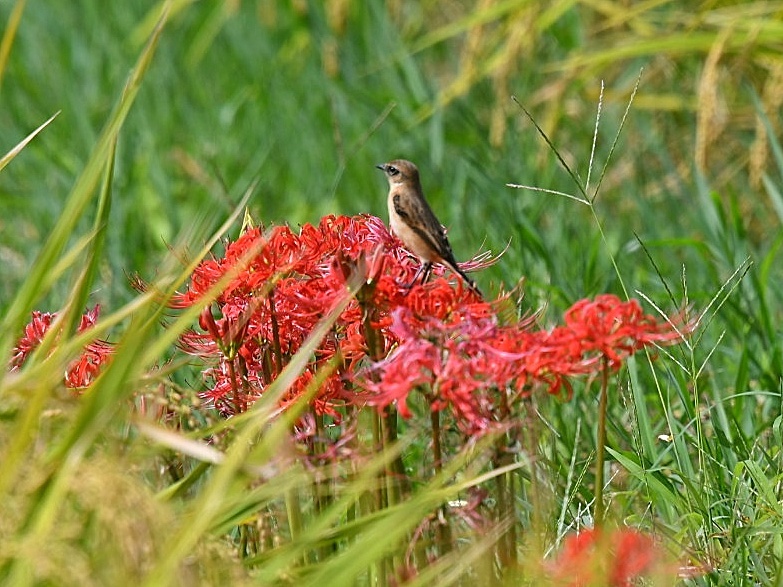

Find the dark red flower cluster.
[
  {"left": 173, "top": 214, "right": 686, "bottom": 428},
  {"left": 548, "top": 528, "right": 672, "bottom": 586},
  {"left": 10, "top": 305, "right": 113, "bottom": 390}
]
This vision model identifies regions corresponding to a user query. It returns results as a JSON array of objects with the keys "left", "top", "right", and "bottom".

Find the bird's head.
[{"left": 375, "top": 159, "right": 419, "bottom": 186}]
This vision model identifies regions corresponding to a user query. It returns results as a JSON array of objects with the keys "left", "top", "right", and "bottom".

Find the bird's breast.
[{"left": 388, "top": 213, "right": 440, "bottom": 263}]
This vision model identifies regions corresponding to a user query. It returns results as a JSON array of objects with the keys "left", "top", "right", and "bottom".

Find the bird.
[{"left": 376, "top": 159, "right": 482, "bottom": 297}]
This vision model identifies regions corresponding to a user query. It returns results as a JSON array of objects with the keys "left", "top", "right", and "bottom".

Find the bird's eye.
[{"left": 387, "top": 166, "right": 399, "bottom": 176}]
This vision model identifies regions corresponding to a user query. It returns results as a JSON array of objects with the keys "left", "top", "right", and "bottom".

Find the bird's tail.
[{"left": 451, "top": 263, "right": 483, "bottom": 299}]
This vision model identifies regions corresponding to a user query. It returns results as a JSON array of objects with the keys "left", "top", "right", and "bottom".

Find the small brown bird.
[{"left": 376, "top": 159, "right": 482, "bottom": 297}]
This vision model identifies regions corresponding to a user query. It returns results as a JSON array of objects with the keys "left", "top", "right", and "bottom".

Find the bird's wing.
[
  {"left": 392, "top": 194, "right": 482, "bottom": 297},
  {"left": 393, "top": 193, "right": 457, "bottom": 263}
]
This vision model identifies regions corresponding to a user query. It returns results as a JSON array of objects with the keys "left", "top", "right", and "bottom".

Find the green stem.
[
  {"left": 284, "top": 486, "right": 305, "bottom": 563},
  {"left": 313, "top": 412, "right": 333, "bottom": 560},
  {"left": 381, "top": 405, "right": 405, "bottom": 506},
  {"left": 594, "top": 357, "right": 610, "bottom": 527},
  {"left": 526, "top": 398, "right": 542, "bottom": 553},
  {"left": 430, "top": 408, "right": 452, "bottom": 554},
  {"left": 226, "top": 357, "right": 244, "bottom": 414},
  {"left": 268, "top": 290, "right": 284, "bottom": 376},
  {"left": 372, "top": 409, "right": 387, "bottom": 511},
  {"left": 361, "top": 300, "right": 409, "bottom": 503},
  {"left": 494, "top": 389, "right": 518, "bottom": 569},
  {"left": 370, "top": 412, "right": 390, "bottom": 586}
]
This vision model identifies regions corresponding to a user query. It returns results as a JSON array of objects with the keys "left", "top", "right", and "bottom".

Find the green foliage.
[{"left": 1, "top": 0, "right": 782, "bottom": 585}]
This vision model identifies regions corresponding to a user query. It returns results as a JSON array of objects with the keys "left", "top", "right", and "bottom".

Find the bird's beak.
[{"left": 375, "top": 164, "right": 386, "bottom": 171}]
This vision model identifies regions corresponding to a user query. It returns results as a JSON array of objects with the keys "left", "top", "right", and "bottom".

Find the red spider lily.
[
  {"left": 559, "top": 294, "right": 685, "bottom": 368},
  {"left": 9, "top": 305, "right": 113, "bottom": 390},
  {"left": 174, "top": 214, "right": 495, "bottom": 418},
  {"left": 548, "top": 528, "right": 675, "bottom": 586},
  {"left": 172, "top": 214, "right": 686, "bottom": 429},
  {"left": 360, "top": 294, "right": 690, "bottom": 432}
]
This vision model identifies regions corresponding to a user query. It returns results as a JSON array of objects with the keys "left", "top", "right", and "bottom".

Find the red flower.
[
  {"left": 559, "top": 294, "right": 686, "bottom": 369},
  {"left": 549, "top": 528, "right": 667, "bottom": 586},
  {"left": 171, "top": 214, "right": 687, "bottom": 428},
  {"left": 9, "top": 311, "right": 56, "bottom": 370},
  {"left": 9, "top": 305, "right": 113, "bottom": 390},
  {"left": 360, "top": 293, "right": 689, "bottom": 431},
  {"left": 172, "top": 214, "right": 501, "bottom": 418}
]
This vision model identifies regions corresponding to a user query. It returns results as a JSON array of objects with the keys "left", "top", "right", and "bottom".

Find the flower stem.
[
  {"left": 268, "top": 290, "right": 283, "bottom": 376},
  {"left": 495, "top": 390, "right": 518, "bottom": 568},
  {"left": 372, "top": 410, "right": 388, "bottom": 510},
  {"left": 226, "top": 357, "right": 243, "bottom": 414},
  {"left": 430, "top": 408, "right": 452, "bottom": 554},
  {"left": 381, "top": 405, "right": 405, "bottom": 505},
  {"left": 594, "top": 357, "right": 610, "bottom": 527},
  {"left": 284, "top": 486, "right": 305, "bottom": 563}
]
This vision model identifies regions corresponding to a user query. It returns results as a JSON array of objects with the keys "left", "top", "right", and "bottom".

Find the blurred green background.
[
  {"left": 3, "top": 1, "right": 779, "bottom": 313},
  {"left": 1, "top": 0, "right": 781, "bottom": 382}
]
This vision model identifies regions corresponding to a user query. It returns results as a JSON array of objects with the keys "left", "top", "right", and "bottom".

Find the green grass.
[{"left": 1, "top": 0, "right": 782, "bottom": 585}]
